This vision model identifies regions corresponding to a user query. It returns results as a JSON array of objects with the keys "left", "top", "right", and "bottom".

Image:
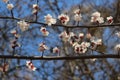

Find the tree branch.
[
  {"left": 0, "top": 16, "right": 120, "bottom": 28},
  {"left": 0, "top": 55, "right": 119, "bottom": 60}
]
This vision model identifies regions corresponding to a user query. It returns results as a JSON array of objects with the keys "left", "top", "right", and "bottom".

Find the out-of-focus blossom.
[
  {"left": 91, "top": 11, "right": 104, "bottom": 24},
  {"left": 7, "top": 3, "right": 14, "bottom": 10},
  {"left": 17, "top": 20, "right": 30, "bottom": 31},
  {"left": 38, "top": 42, "right": 48, "bottom": 52},
  {"left": 107, "top": 16, "right": 113, "bottom": 24},
  {"left": 44, "top": 14, "right": 56, "bottom": 26},
  {"left": 74, "top": 9, "right": 81, "bottom": 14},
  {"left": 0, "top": 63, "right": 9, "bottom": 72},
  {"left": 79, "top": 33, "right": 84, "bottom": 39},
  {"left": 40, "top": 27, "right": 49, "bottom": 36},
  {"left": 10, "top": 29, "right": 17, "bottom": 35},
  {"left": 114, "top": 44, "right": 120, "bottom": 52},
  {"left": 53, "top": 47, "right": 59, "bottom": 53},
  {"left": 2, "top": 0, "right": 9, "bottom": 3},
  {"left": 58, "top": 14, "right": 69, "bottom": 25},
  {"left": 115, "top": 32, "right": 120, "bottom": 38},
  {"left": 26, "top": 61, "right": 36, "bottom": 71},
  {"left": 33, "top": 4, "right": 38, "bottom": 9},
  {"left": 74, "top": 14, "right": 82, "bottom": 22},
  {"left": 86, "top": 33, "right": 92, "bottom": 39}
]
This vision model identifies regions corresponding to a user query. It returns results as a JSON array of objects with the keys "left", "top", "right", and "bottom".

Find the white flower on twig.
[
  {"left": 58, "top": 14, "right": 69, "bottom": 25},
  {"left": 7, "top": 3, "right": 14, "bottom": 10},
  {"left": 26, "top": 61, "right": 36, "bottom": 71},
  {"left": 44, "top": 14, "right": 56, "bottom": 26},
  {"left": 17, "top": 20, "right": 30, "bottom": 31}
]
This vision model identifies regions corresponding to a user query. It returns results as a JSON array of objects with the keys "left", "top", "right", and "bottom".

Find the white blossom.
[
  {"left": 17, "top": 20, "right": 30, "bottom": 31},
  {"left": 40, "top": 27, "right": 49, "bottom": 36},
  {"left": 26, "top": 61, "right": 36, "bottom": 71},
  {"left": 7, "top": 3, "right": 14, "bottom": 10},
  {"left": 44, "top": 14, "right": 56, "bottom": 26},
  {"left": 38, "top": 42, "right": 48, "bottom": 51},
  {"left": 91, "top": 11, "right": 104, "bottom": 23},
  {"left": 107, "top": 16, "right": 113, "bottom": 24},
  {"left": 58, "top": 14, "right": 69, "bottom": 25},
  {"left": 53, "top": 47, "right": 59, "bottom": 53},
  {"left": 33, "top": 4, "right": 38, "bottom": 9}
]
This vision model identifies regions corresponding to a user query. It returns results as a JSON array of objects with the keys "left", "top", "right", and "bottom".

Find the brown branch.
[
  {"left": 0, "top": 55, "right": 119, "bottom": 60},
  {"left": 0, "top": 16, "right": 120, "bottom": 28}
]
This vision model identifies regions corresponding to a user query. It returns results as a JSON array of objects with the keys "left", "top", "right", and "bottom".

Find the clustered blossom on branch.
[
  {"left": 0, "top": 63, "right": 9, "bottom": 72},
  {"left": 17, "top": 20, "right": 30, "bottom": 31},
  {"left": 26, "top": 61, "right": 36, "bottom": 71}
]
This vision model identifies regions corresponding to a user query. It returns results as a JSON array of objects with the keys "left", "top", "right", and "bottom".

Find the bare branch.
[
  {"left": 0, "top": 16, "right": 120, "bottom": 28},
  {"left": 0, "top": 55, "right": 119, "bottom": 60}
]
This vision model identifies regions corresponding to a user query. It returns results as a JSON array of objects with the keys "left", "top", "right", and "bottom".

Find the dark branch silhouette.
[
  {"left": 0, "top": 16, "right": 120, "bottom": 28},
  {"left": 0, "top": 54, "right": 119, "bottom": 60}
]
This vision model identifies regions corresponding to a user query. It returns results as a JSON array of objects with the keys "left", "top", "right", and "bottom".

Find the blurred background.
[{"left": 0, "top": 0, "right": 120, "bottom": 80}]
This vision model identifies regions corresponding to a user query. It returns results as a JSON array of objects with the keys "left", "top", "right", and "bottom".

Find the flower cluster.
[
  {"left": 74, "top": 42, "right": 90, "bottom": 54},
  {"left": 59, "top": 31, "right": 102, "bottom": 54},
  {"left": 26, "top": 61, "right": 36, "bottom": 71},
  {"left": 91, "top": 11, "right": 104, "bottom": 24},
  {"left": 38, "top": 42, "right": 48, "bottom": 52},
  {"left": 32, "top": 4, "right": 39, "bottom": 14},
  {"left": 74, "top": 9, "right": 82, "bottom": 22},
  {"left": 40, "top": 27, "right": 49, "bottom": 36},
  {"left": 17, "top": 20, "right": 30, "bottom": 31},
  {"left": 44, "top": 14, "right": 56, "bottom": 26},
  {"left": 58, "top": 14, "right": 69, "bottom": 25}
]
